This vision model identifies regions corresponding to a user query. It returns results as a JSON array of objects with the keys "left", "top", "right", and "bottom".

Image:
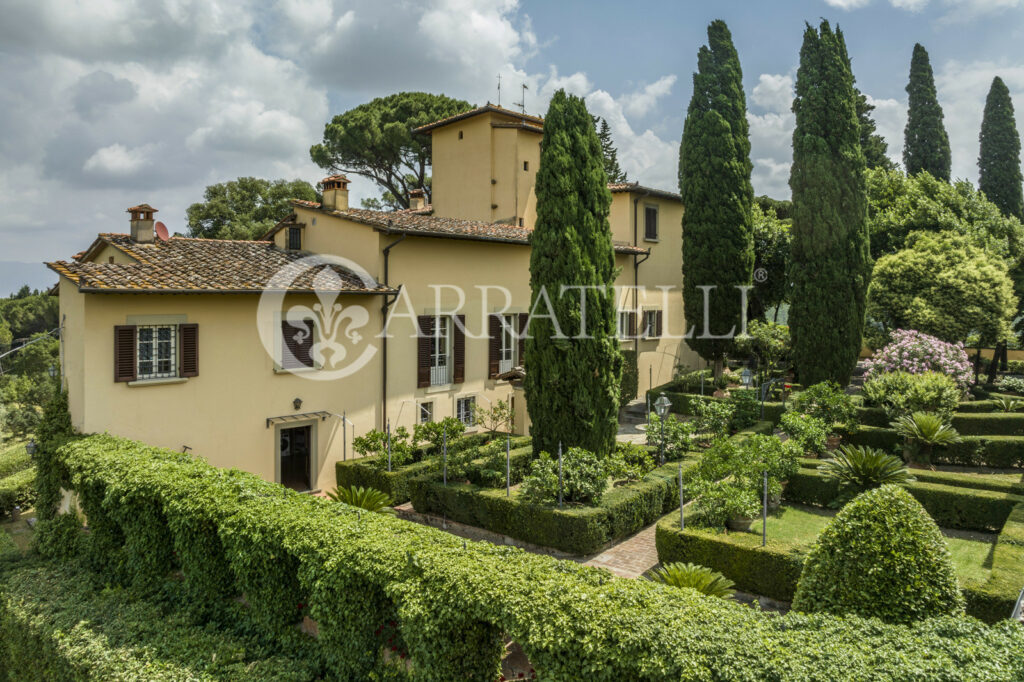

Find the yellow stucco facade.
[{"left": 54, "top": 105, "right": 697, "bottom": 492}]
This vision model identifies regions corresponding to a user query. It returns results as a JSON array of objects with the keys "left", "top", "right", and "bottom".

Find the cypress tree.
[
  {"left": 679, "top": 19, "right": 754, "bottom": 379},
  {"left": 979, "top": 76, "right": 1024, "bottom": 220},
  {"left": 593, "top": 116, "right": 628, "bottom": 182},
  {"left": 524, "top": 91, "right": 622, "bottom": 456},
  {"left": 903, "top": 43, "right": 951, "bottom": 181},
  {"left": 788, "top": 21, "right": 870, "bottom": 387}
]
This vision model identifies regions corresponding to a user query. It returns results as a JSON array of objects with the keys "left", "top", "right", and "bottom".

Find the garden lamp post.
[
  {"left": 741, "top": 368, "right": 753, "bottom": 389},
  {"left": 48, "top": 364, "right": 57, "bottom": 379},
  {"left": 654, "top": 393, "right": 671, "bottom": 466},
  {"left": 25, "top": 440, "right": 37, "bottom": 456}
]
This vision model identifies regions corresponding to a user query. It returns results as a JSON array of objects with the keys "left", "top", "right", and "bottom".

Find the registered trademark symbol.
[{"left": 754, "top": 268, "right": 768, "bottom": 283}]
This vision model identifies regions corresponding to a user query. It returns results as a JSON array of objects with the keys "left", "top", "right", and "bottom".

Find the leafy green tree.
[
  {"left": 592, "top": 116, "right": 627, "bottom": 183},
  {"left": 310, "top": 92, "right": 472, "bottom": 209},
  {"left": 524, "top": 90, "right": 622, "bottom": 457},
  {"left": 749, "top": 204, "right": 790, "bottom": 322},
  {"left": 867, "top": 232, "right": 1017, "bottom": 345},
  {"left": 0, "top": 291, "right": 58, "bottom": 342},
  {"left": 0, "top": 319, "right": 11, "bottom": 353},
  {"left": 186, "top": 177, "right": 318, "bottom": 240},
  {"left": 754, "top": 195, "right": 792, "bottom": 220},
  {"left": 866, "top": 167, "right": 1024, "bottom": 260},
  {"left": 979, "top": 76, "right": 1024, "bottom": 220},
  {"left": 856, "top": 90, "right": 897, "bottom": 171},
  {"left": 903, "top": 44, "right": 951, "bottom": 181},
  {"left": 679, "top": 20, "right": 754, "bottom": 380},
  {"left": 788, "top": 21, "right": 870, "bottom": 387}
]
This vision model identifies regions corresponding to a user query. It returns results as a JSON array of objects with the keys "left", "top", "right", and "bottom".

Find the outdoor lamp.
[
  {"left": 741, "top": 368, "right": 753, "bottom": 388},
  {"left": 48, "top": 365, "right": 57, "bottom": 378},
  {"left": 25, "top": 440, "right": 37, "bottom": 456},
  {"left": 293, "top": 397, "right": 303, "bottom": 410},
  {"left": 654, "top": 393, "right": 671, "bottom": 419}
]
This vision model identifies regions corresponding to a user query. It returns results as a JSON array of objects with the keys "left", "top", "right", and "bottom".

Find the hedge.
[
  {"left": 961, "top": 501, "right": 1024, "bottom": 623},
  {"left": 952, "top": 413, "right": 1024, "bottom": 436},
  {"left": 798, "top": 458, "right": 1024, "bottom": 496},
  {"left": 32, "top": 433, "right": 1024, "bottom": 680},
  {"left": 334, "top": 434, "right": 531, "bottom": 504},
  {"left": 0, "top": 561, "right": 321, "bottom": 681},
  {"left": 0, "top": 442, "right": 30, "bottom": 480},
  {"left": 0, "top": 467, "right": 36, "bottom": 517},
  {"left": 783, "top": 469, "right": 1023, "bottom": 532},
  {"left": 654, "top": 517, "right": 803, "bottom": 601},
  {"left": 845, "top": 426, "right": 1024, "bottom": 469},
  {"left": 645, "top": 383, "right": 787, "bottom": 424}
]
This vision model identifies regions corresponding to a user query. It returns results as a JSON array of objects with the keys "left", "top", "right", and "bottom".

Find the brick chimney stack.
[
  {"left": 321, "top": 175, "right": 349, "bottom": 211},
  {"left": 127, "top": 204, "right": 157, "bottom": 243},
  {"left": 409, "top": 188, "right": 426, "bottom": 211}
]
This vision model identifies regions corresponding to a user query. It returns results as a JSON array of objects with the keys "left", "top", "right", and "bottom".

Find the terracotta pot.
[
  {"left": 826, "top": 435, "right": 842, "bottom": 451},
  {"left": 713, "top": 389, "right": 730, "bottom": 399},
  {"left": 727, "top": 516, "right": 755, "bottom": 532}
]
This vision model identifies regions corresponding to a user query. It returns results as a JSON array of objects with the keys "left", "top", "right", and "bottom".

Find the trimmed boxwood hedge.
[
  {"left": 0, "top": 467, "right": 36, "bottom": 517},
  {"left": 334, "top": 434, "right": 531, "bottom": 504},
  {"left": 0, "top": 561, "right": 320, "bottom": 681},
  {"left": 857, "top": 409, "right": 1024, "bottom": 436},
  {"left": 31, "top": 433, "right": 1024, "bottom": 679},
  {"left": 844, "top": 427, "right": 1024, "bottom": 469},
  {"left": 0, "top": 442, "right": 31, "bottom": 480},
  {"left": 798, "top": 458, "right": 1024, "bottom": 496},
  {"left": 961, "top": 501, "right": 1024, "bottom": 623},
  {"left": 784, "top": 469, "right": 1023, "bottom": 532},
  {"left": 645, "top": 384, "right": 787, "bottom": 424}
]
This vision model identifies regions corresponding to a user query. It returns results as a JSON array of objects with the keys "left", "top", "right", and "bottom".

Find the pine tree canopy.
[
  {"left": 592, "top": 116, "right": 628, "bottom": 183},
  {"left": 679, "top": 19, "right": 754, "bottom": 377},
  {"left": 903, "top": 44, "right": 951, "bottom": 181},
  {"left": 979, "top": 76, "right": 1024, "bottom": 220},
  {"left": 524, "top": 90, "right": 622, "bottom": 457},
  {"left": 788, "top": 21, "right": 870, "bottom": 387}
]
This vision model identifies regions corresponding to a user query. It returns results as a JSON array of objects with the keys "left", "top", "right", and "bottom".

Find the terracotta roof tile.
[
  {"left": 607, "top": 182, "right": 682, "bottom": 202},
  {"left": 412, "top": 104, "right": 545, "bottom": 134},
  {"left": 46, "top": 234, "right": 392, "bottom": 294},
  {"left": 290, "top": 200, "right": 649, "bottom": 255}
]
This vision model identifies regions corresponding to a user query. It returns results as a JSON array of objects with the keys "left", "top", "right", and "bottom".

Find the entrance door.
[{"left": 280, "top": 425, "right": 312, "bottom": 491}]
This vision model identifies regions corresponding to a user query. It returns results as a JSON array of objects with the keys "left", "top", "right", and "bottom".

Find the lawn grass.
[{"left": 750, "top": 504, "right": 995, "bottom": 584}]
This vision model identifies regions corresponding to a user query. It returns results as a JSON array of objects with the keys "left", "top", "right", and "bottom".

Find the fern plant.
[
  {"left": 646, "top": 562, "right": 736, "bottom": 599},
  {"left": 891, "top": 412, "right": 962, "bottom": 467},
  {"left": 820, "top": 445, "right": 915, "bottom": 498},
  {"left": 995, "top": 396, "right": 1023, "bottom": 413},
  {"left": 326, "top": 485, "right": 395, "bottom": 513}
]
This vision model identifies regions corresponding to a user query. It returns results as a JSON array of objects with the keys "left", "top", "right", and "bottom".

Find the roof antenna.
[
  {"left": 497, "top": 73, "right": 501, "bottom": 107},
  {"left": 513, "top": 83, "right": 528, "bottom": 114}
]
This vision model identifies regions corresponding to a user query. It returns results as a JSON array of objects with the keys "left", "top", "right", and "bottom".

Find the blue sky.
[{"left": 1, "top": 0, "right": 1022, "bottom": 293}]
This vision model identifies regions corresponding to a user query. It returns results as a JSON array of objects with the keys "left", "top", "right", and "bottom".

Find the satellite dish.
[{"left": 155, "top": 221, "right": 169, "bottom": 241}]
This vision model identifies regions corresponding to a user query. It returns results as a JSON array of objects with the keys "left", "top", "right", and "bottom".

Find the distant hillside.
[{"left": 0, "top": 262, "right": 56, "bottom": 297}]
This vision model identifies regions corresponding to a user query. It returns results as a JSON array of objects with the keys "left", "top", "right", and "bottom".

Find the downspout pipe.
[
  {"left": 632, "top": 189, "right": 652, "bottom": 394},
  {"left": 381, "top": 232, "right": 408, "bottom": 429}
]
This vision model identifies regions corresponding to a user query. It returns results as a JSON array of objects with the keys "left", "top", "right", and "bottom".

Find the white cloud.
[
  {"left": 890, "top": 0, "right": 930, "bottom": 10},
  {"left": 752, "top": 74, "right": 794, "bottom": 115},
  {"left": 863, "top": 94, "right": 905, "bottom": 168},
  {"left": 823, "top": 0, "right": 872, "bottom": 9},
  {"left": 621, "top": 76, "right": 678, "bottom": 118},
  {"left": 83, "top": 143, "right": 152, "bottom": 176},
  {"left": 586, "top": 89, "right": 678, "bottom": 191}
]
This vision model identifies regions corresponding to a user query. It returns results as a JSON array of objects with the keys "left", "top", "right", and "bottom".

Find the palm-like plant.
[
  {"left": 326, "top": 485, "right": 395, "bottom": 513},
  {"left": 820, "top": 445, "right": 915, "bottom": 493},
  {"left": 996, "top": 396, "right": 1023, "bottom": 413},
  {"left": 646, "top": 562, "right": 736, "bottom": 599},
  {"left": 891, "top": 411, "right": 962, "bottom": 467}
]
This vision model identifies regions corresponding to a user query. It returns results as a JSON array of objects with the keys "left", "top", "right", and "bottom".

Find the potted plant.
[
  {"left": 690, "top": 480, "right": 759, "bottom": 531},
  {"left": 891, "top": 411, "right": 962, "bottom": 469}
]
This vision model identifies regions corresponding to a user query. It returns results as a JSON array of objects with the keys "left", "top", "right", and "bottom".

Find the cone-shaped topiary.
[{"left": 792, "top": 484, "right": 965, "bottom": 624}]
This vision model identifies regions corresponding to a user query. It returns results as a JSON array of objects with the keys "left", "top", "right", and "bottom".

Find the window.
[
  {"left": 430, "top": 316, "right": 451, "bottom": 386},
  {"left": 618, "top": 311, "right": 634, "bottom": 340},
  {"left": 458, "top": 130, "right": 464, "bottom": 140},
  {"left": 641, "top": 310, "right": 663, "bottom": 339},
  {"left": 281, "top": 318, "right": 315, "bottom": 369},
  {"left": 499, "top": 314, "right": 517, "bottom": 374},
  {"left": 287, "top": 226, "right": 302, "bottom": 250},
  {"left": 137, "top": 325, "right": 177, "bottom": 379},
  {"left": 523, "top": 161, "right": 529, "bottom": 171},
  {"left": 644, "top": 205, "right": 658, "bottom": 241},
  {"left": 419, "top": 402, "right": 434, "bottom": 424},
  {"left": 456, "top": 396, "right": 476, "bottom": 426},
  {"left": 518, "top": 217, "right": 523, "bottom": 227}
]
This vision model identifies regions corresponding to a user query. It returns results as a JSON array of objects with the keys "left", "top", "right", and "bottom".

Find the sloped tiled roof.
[
  {"left": 608, "top": 182, "right": 682, "bottom": 203},
  {"left": 412, "top": 104, "right": 545, "bottom": 134},
  {"left": 289, "top": 200, "right": 650, "bottom": 256},
  {"left": 46, "top": 234, "right": 393, "bottom": 294}
]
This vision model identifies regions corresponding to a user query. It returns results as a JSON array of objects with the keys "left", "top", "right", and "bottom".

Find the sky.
[{"left": 1, "top": 0, "right": 1023, "bottom": 293}]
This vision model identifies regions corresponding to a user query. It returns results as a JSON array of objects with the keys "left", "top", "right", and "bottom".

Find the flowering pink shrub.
[{"left": 865, "top": 329, "right": 974, "bottom": 387}]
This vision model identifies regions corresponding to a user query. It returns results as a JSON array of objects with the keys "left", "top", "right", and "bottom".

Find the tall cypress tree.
[
  {"left": 903, "top": 43, "right": 951, "bottom": 181},
  {"left": 679, "top": 19, "right": 754, "bottom": 379},
  {"left": 979, "top": 76, "right": 1024, "bottom": 220},
  {"left": 524, "top": 91, "right": 622, "bottom": 456},
  {"left": 593, "top": 116, "right": 628, "bottom": 182},
  {"left": 788, "top": 21, "right": 870, "bottom": 387}
]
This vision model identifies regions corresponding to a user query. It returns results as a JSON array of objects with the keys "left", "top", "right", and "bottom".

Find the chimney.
[
  {"left": 321, "top": 175, "right": 349, "bottom": 211},
  {"left": 409, "top": 188, "right": 426, "bottom": 211},
  {"left": 127, "top": 204, "right": 157, "bottom": 243}
]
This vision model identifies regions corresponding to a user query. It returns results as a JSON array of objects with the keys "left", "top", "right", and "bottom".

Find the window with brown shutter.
[
  {"left": 179, "top": 324, "right": 199, "bottom": 377},
  {"left": 114, "top": 325, "right": 137, "bottom": 382},
  {"left": 281, "top": 319, "right": 315, "bottom": 369},
  {"left": 452, "top": 314, "right": 465, "bottom": 384},
  {"left": 488, "top": 314, "right": 501, "bottom": 379},
  {"left": 518, "top": 313, "right": 528, "bottom": 366},
  {"left": 655, "top": 310, "right": 664, "bottom": 338},
  {"left": 417, "top": 315, "right": 434, "bottom": 388}
]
